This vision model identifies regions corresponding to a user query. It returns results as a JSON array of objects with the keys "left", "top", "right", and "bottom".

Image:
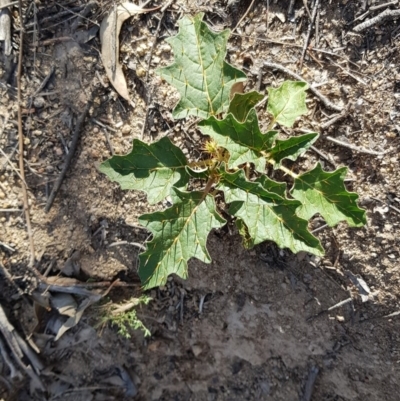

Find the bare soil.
[{"left": 1, "top": 0, "right": 400, "bottom": 400}]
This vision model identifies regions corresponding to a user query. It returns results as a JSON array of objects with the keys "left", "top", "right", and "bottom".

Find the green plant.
[
  {"left": 100, "top": 13, "right": 366, "bottom": 290},
  {"left": 98, "top": 295, "right": 152, "bottom": 338}
]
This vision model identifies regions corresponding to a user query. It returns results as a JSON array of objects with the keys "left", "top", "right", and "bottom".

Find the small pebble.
[
  {"left": 54, "top": 147, "right": 63, "bottom": 156},
  {"left": 33, "top": 96, "right": 46, "bottom": 108},
  {"left": 122, "top": 125, "right": 131, "bottom": 135}
]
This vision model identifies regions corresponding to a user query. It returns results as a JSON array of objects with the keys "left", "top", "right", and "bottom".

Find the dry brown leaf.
[
  {"left": 100, "top": 3, "right": 160, "bottom": 106},
  {"left": 230, "top": 82, "right": 244, "bottom": 99}
]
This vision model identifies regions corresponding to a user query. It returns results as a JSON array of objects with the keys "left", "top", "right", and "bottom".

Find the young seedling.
[
  {"left": 100, "top": 13, "right": 366, "bottom": 290},
  {"left": 98, "top": 295, "right": 152, "bottom": 338}
]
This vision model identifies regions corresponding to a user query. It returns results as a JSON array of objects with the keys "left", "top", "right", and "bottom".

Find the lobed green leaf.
[
  {"left": 157, "top": 13, "right": 246, "bottom": 119},
  {"left": 267, "top": 81, "right": 308, "bottom": 127},
  {"left": 138, "top": 188, "right": 226, "bottom": 289},
  {"left": 291, "top": 163, "right": 367, "bottom": 227},
  {"left": 99, "top": 137, "right": 189, "bottom": 205},
  {"left": 218, "top": 166, "right": 324, "bottom": 256},
  {"left": 268, "top": 132, "right": 319, "bottom": 168},
  {"left": 228, "top": 91, "right": 264, "bottom": 122}
]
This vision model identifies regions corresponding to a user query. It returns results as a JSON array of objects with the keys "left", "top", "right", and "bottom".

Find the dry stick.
[
  {"left": 16, "top": 1, "right": 35, "bottom": 269},
  {"left": 145, "top": 0, "right": 173, "bottom": 82},
  {"left": 31, "top": 65, "right": 55, "bottom": 97},
  {"left": 287, "top": 0, "right": 296, "bottom": 21},
  {"left": 315, "top": 5, "right": 320, "bottom": 46},
  {"left": 299, "top": 0, "right": 320, "bottom": 71},
  {"left": 320, "top": 110, "right": 348, "bottom": 130},
  {"left": 24, "top": 5, "right": 85, "bottom": 28},
  {"left": 370, "top": 0, "right": 398, "bottom": 11},
  {"left": 302, "top": 366, "right": 319, "bottom": 401},
  {"left": 326, "top": 136, "right": 389, "bottom": 156},
  {"left": 0, "top": 1, "right": 17, "bottom": 10},
  {"left": 0, "top": 0, "right": 12, "bottom": 56},
  {"left": 141, "top": 1, "right": 174, "bottom": 138},
  {"left": 263, "top": 61, "right": 343, "bottom": 112},
  {"left": 232, "top": 0, "right": 256, "bottom": 33},
  {"left": 0, "top": 241, "right": 15, "bottom": 252},
  {"left": 371, "top": 196, "right": 400, "bottom": 215},
  {"left": 0, "top": 304, "right": 44, "bottom": 389},
  {"left": 45, "top": 99, "right": 92, "bottom": 212},
  {"left": 325, "top": 56, "right": 367, "bottom": 85},
  {"left": 0, "top": 336, "right": 21, "bottom": 379},
  {"left": 309, "top": 145, "right": 336, "bottom": 167},
  {"left": 302, "top": 0, "right": 312, "bottom": 20},
  {"left": 0, "top": 142, "right": 28, "bottom": 186},
  {"left": 107, "top": 241, "right": 146, "bottom": 251},
  {"left": 353, "top": 8, "right": 400, "bottom": 32}
]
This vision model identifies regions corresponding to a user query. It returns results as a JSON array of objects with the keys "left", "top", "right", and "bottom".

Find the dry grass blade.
[{"left": 100, "top": 2, "right": 160, "bottom": 106}]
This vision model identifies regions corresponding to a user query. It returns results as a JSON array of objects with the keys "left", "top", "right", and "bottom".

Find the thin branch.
[
  {"left": 302, "top": 365, "right": 319, "bottom": 401},
  {"left": 263, "top": 61, "right": 344, "bottom": 112},
  {"left": 145, "top": 0, "right": 174, "bottom": 82},
  {"left": 353, "top": 8, "right": 400, "bottom": 32},
  {"left": 326, "top": 136, "right": 390, "bottom": 156},
  {"left": 299, "top": 0, "right": 320, "bottom": 70},
  {"left": 45, "top": 98, "right": 92, "bottom": 212},
  {"left": 16, "top": 0, "right": 36, "bottom": 268},
  {"left": 0, "top": 1, "right": 17, "bottom": 11},
  {"left": 232, "top": 0, "right": 256, "bottom": 33},
  {"left": 107, "top": 241, "right": 146, "bottom": 251},
  {"left": 370, "top": 0, "right": 399, "bottom": 12},
  {"left": 320, "top": 110, "right": 348, "bottom": 130}
]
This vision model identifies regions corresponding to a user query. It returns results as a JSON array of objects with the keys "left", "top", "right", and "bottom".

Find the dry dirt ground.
[{"left": 1, "top": 0, "right": 400, "bottom": 400}]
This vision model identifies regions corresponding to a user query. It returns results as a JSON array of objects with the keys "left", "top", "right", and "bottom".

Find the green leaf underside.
[
  {"left": 199, "top": 109, "right": 277, "bottom": 172},
  {"left": 99, "top": 137, "right": 189, "bottom": 205},
  {"left": 138, "top": 188, "right": 226, "bottom": 290},
  {"left": 218, "top": 167, "right": 324, "bottom": 255},
  {"left": 156, "top": 13, "right": 246, "bottom": 119},
  {"left": 228, "top": 91, "right": 264, "bottom": 122},
  {"left": 268, "top": 133, "right": 319, "bottom": 168},
  {"left": 291, "top": 163, "right": 367, "bottom": 227},
  {"left": 267, "top": 81, "right": 309, "bottom": 127}
]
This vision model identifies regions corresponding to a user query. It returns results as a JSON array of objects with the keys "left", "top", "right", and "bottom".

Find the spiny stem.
[
  {"left": 199, "top": 161, "right": 221, "bottom": 203},
  {"left": 267, "top": 118, "right": 276, "bottom": 131},
  {"left": 188, "top": 159, "right": 214, "bottom": 168}
]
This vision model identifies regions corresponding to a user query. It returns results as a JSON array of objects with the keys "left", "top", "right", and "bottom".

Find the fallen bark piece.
[
  {"left": 0, "top": 0, "right": 11, "bottom": 56},
  {"left": 100, "top": 2, "right": 160, "bottom": 106}
]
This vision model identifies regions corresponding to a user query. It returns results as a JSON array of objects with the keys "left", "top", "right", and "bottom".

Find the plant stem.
[
  {"left": 188, "top": 159, "right": 213, "bottom": 168},
  {"left": 267, "top": 159, "right": 299, "bottom": 179},
  {"left": 200, "top": 172, "right": 218, "bottom": 203},
  {"left": 267, "top": 118, "right": 276, "bottom": 131}
]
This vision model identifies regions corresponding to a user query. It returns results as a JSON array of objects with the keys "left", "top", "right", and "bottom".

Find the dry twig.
[
  {"left": 0, "top": 0, "right": 12, "bottom": 55},
  {"left": 353, "top": 8, "right": 400, "bottom": 32},
  {"left": 0, "top": 1, "right": 17, "bottom": 11},
  {"left": 320, "top": 110, "right": 348, "bottom": 130},
  {"left": 145, "top": 0, "right": 174, "bottom": 82},
  {"left": 232, "top": 0, "right": 256, "bottom": 33},
  {"left": 15, "top": 0, "right": 36, "bottom": 268},
  {"left": 45, "top": 97, "right": 92, "bottom": 212},
  {"left": 0, "top": 303, "right": 44, "bottom": 389},
  {"left": 302, "top": 365, "right": 319, "bottom": 401},
  {"left": 299, "top": 0, "right": 320, "bottom": 70},
  {"left": 326, "top": 136, "right": 389, "bottom": 156}
]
